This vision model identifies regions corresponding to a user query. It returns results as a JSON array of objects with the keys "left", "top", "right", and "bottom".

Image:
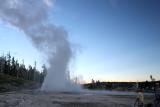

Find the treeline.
[
  {"left": 84, "top": 78, "right": 160, "bottom": 91},
  {"left": 83, "top": 79, "right": 135, "bottom": 90},
  {"left": 0, "top": 53, "right": 47, "bottom": 84}
]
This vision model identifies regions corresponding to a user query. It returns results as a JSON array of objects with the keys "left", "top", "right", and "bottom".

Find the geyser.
[{"left": 0, "top": 0, "right": 81, "bottom": 91}]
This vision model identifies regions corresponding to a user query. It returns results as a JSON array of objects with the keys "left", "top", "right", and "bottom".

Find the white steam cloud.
[
  {"left": 43, "top": 0, "right": 54, "bottom": 7},
  {"left": 0, "top": 0, "right": 80, "bottom": 91}
]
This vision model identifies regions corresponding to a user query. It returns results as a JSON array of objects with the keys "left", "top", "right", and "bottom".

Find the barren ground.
[{"left": 0, "top": 90, "right": 153, "bottom": 107}]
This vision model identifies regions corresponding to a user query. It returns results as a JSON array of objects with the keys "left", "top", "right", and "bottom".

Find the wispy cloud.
[{"left": 43, "top": 0, "right": 56, "bottom": 7}]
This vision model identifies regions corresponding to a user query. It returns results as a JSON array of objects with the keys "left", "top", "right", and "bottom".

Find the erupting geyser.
[{"left": 0, "top": 0, "right": 81, "bottom": 91}]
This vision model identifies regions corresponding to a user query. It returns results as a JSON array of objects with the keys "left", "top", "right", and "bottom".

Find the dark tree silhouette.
[{"left": 0, "top": 53, "right": 47, "bottom": 84}]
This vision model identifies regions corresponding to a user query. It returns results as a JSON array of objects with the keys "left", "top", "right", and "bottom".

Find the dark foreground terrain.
[
  {"left": 0, "top": 90, "right": 153, "bottom": 107},
  {"left": 0, "top": 74, "right": 40, "bottom": 92}
]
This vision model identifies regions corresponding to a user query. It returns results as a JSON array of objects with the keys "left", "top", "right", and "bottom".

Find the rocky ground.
[{"left": 0, "top": 90, "right": 154, "bottom": 107}]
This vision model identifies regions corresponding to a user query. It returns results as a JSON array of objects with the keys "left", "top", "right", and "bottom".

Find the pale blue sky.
[{"left": 0, "top": 0, "right": 160, "bottom": 82}]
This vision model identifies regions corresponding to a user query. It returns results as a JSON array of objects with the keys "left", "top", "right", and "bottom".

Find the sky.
[{"left": 0, "top": 0, "right": 160, "bottom": 82}]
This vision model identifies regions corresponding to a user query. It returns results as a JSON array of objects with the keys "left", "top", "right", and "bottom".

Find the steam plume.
[{"left": 0, "top": 0, "right": 79, "bottom": 91}]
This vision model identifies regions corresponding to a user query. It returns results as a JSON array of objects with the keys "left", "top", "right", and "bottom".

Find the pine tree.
[
  {"left": 0, "top": 54, "right": 47, "bottom": 84},
  {"left": 7, "top": 52, "right": 11, "bottom": 75}
]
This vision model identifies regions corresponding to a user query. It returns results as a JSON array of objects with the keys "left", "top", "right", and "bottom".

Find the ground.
[{"left": 0, "top": 90, "right": 154, "bottom": 107}]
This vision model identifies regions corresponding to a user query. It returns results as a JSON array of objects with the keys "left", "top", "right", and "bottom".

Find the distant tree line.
[
  {"left": 84, "top": 78, "right": 160, "bottom": 91},
  {"left": 84, "top": 79, "right": 136, "bottom": 90},
  {"left": 0, "top": 53, "right": 47, "bottom": 84}
]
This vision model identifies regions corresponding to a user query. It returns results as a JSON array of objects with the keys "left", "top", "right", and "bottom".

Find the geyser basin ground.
[{"left": 0, "top": 90, "right": 153, "bottom": 107}]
